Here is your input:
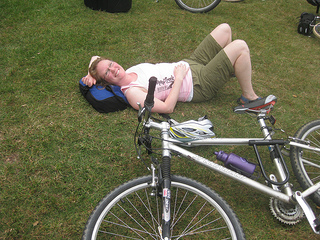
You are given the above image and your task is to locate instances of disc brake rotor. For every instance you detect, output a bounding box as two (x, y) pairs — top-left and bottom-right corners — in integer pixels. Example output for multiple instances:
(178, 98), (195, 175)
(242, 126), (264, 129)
(269, 197), (304, 225)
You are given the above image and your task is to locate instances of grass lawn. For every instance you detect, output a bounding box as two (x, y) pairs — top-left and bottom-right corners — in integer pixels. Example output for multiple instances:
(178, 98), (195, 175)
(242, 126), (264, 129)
(1, 0), (320, 239)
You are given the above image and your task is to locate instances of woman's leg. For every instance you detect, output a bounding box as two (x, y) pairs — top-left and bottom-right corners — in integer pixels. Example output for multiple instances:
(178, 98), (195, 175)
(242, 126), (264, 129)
(187, 23), (232, 66)
(188, 23), (259, 102)
(210, 23), (232, 49)
(223, 39), (259, 101)
(210, 24), (259, 101)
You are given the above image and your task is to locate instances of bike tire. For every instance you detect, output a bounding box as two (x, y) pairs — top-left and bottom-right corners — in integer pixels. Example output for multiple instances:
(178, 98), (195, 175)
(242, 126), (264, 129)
(313, 22), (320, 39)
(290, 119), (320, 206)
(174, 0), (221, 13)
(82, 175), (245, 239)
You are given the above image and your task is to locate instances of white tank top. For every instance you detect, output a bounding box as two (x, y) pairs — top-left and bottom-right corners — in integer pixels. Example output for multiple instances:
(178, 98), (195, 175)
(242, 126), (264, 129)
(121, 61), (193, 102)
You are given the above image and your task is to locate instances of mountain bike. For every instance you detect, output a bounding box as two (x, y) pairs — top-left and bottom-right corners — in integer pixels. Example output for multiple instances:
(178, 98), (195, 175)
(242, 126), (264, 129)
(82, 77), (320, 239)
(305, 0), (320, 38)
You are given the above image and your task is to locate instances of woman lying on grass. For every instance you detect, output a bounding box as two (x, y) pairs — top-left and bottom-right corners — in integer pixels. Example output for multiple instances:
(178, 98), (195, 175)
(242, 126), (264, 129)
(82, 23), (266, 114)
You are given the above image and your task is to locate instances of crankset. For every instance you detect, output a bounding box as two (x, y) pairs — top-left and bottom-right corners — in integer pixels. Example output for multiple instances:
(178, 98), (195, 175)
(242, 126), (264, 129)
(269, 197), (304, 225)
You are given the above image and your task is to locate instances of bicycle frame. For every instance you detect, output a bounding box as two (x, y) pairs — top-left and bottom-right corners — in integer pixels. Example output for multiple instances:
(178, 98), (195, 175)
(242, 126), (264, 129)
(142, 111), (320, 235)
(311, 15), (320, 27)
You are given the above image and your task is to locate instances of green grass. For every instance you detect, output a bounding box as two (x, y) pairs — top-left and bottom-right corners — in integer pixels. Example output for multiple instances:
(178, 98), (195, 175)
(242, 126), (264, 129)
(1, 0), (320, 239)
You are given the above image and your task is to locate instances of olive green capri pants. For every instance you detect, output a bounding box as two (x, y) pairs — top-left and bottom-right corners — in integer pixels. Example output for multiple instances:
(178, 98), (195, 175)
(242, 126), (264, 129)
(183, 34), (234, 103)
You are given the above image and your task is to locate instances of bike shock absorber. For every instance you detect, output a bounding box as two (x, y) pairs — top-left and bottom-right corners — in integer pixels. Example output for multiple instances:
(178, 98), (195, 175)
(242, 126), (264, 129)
(161, 156), (171, 239)
(160, 120), (172, 239)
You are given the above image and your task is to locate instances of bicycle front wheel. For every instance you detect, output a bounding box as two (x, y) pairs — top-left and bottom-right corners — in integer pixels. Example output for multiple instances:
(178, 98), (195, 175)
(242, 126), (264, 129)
(290, 119), (320, 206)
(82, 175), (245, 239)
(313, 22), (320, 39)
(175, 0), (221, 13)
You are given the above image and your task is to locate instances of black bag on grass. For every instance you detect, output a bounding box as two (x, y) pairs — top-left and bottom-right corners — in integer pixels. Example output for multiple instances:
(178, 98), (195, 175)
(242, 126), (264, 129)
(79, 78), (130, 113)
(84, 0), (132, 13)
(298, 12), (316, 35)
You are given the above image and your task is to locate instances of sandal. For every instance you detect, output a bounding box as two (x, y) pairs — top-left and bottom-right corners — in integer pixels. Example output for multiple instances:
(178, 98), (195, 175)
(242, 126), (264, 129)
(237, 95), (262, 105)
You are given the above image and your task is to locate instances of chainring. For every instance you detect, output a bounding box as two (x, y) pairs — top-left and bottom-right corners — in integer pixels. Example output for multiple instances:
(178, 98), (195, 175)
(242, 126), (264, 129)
(269, 197), (304, 225)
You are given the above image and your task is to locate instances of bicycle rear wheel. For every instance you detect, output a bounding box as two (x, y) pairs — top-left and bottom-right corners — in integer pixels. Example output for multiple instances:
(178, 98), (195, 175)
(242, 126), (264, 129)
(290, 119), (320, 206)
(82, 175), (245, 239)
(174, 0), (221, 13)
(313, 22), (320, 39)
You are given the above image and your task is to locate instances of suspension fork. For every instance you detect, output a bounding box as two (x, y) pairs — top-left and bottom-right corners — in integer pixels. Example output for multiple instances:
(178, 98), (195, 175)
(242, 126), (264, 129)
(257, 114), (294, 197)
(160, 122), (172, 240)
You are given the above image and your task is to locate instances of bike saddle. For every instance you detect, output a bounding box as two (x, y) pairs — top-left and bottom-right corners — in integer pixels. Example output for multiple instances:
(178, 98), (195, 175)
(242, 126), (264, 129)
(233, 95), (277, 114)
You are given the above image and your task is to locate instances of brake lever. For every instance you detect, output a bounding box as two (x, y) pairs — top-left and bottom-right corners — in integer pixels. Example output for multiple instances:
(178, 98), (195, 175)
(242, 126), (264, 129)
(137, 102), (145, 123)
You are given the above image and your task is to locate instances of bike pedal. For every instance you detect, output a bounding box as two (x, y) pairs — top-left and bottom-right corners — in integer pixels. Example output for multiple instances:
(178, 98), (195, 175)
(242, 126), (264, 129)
(295, 191), (320, 234)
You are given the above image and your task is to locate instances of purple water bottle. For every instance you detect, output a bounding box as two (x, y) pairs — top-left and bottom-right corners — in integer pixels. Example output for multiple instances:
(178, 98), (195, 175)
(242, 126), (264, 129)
(215, 151), (256, 178)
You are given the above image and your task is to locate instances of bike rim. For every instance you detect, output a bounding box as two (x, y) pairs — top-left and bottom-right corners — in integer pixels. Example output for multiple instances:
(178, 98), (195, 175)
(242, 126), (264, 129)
(175, 0), (220, 13)
(298, 124), (320, 186)
(313, 23), (320, 39)
(91, 177), (239, 239)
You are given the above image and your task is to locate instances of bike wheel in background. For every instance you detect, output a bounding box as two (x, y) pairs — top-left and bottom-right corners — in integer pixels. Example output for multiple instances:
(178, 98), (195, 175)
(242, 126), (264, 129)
(175, 0), (221, 13)
(82, 175), (245, 239)
(290, 119), (320, 206)
(313, 22), (320, 39)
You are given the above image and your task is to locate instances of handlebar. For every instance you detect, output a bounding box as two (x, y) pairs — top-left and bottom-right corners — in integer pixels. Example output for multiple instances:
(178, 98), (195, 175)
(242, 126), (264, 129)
(144, 77), (157, 111)
(138, 77), (157, 122)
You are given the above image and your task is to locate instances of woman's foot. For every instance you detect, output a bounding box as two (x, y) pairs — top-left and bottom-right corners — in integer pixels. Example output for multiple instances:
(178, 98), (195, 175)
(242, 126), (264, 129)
(237, 95), (262, 105)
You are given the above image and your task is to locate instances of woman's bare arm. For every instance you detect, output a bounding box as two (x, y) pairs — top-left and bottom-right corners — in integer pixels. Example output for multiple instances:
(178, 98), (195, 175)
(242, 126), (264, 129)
(82, 56), (100, 87)
(125, 64), (189, 114)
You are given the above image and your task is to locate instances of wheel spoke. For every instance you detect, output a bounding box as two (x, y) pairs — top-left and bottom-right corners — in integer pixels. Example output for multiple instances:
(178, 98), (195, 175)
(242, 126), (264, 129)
(82, 176), (244, 239)
(291, 120), (320, 206)
(174, 0), (221, 13)
(301, 157), (320, 169)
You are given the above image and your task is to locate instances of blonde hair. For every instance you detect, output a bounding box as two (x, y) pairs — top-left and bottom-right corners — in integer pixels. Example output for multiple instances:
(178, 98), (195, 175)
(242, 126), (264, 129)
(88, 57), (110, 87)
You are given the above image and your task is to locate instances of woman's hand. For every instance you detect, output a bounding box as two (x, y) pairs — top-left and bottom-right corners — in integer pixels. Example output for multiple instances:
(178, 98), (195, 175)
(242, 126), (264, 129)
(125, 63), (190, 114)
(82, 56), (100, 87)
(173, 63), (189, 82)
(82, 75), (96, 87)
